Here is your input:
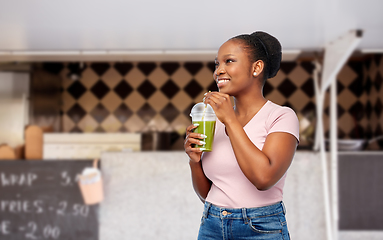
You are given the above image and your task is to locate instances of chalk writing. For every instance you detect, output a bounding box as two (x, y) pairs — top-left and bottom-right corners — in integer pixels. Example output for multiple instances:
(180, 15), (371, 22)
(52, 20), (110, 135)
(0, 160), (98, 240)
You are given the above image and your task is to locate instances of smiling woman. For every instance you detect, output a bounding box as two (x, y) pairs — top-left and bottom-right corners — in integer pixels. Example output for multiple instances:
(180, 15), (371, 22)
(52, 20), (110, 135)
(184, 31), (299, 240)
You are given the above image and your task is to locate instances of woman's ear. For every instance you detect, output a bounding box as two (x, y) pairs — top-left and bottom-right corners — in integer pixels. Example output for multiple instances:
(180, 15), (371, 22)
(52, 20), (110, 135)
(252, 60), (264, 77)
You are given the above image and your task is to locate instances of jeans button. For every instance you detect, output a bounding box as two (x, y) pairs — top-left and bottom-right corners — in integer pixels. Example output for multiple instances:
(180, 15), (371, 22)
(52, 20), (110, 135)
(222, 211), (228, 216)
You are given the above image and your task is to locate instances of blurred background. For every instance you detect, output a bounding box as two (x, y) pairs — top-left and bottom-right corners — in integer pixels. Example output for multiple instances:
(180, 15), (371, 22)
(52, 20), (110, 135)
(0, 0), (382, 240)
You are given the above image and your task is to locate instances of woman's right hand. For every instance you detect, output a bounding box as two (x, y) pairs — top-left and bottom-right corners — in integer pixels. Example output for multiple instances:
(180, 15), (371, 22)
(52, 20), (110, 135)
(184, 124), (205, 163)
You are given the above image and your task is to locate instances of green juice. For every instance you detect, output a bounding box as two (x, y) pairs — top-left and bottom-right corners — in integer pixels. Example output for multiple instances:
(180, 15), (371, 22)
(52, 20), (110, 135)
(192, 120), (216, 152)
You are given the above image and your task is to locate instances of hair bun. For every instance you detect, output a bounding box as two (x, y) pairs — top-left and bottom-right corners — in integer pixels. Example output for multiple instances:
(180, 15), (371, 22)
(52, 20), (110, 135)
(250, 31), (282, 78)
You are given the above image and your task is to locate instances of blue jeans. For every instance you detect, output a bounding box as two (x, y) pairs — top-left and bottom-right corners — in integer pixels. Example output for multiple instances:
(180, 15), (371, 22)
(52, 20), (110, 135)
(198, 201), (290, 240)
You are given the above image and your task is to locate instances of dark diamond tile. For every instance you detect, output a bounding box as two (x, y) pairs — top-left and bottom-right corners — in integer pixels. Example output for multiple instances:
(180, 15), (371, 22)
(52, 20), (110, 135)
(43, 62), (64, 75)
(67, 81), (87, 100)
(364, 57), (372, 70)
(375, 72), (382, 91)
(137, 80), (156, 99)
(114, 80), (133, 99)
(170, 131), (181, 146)
(207, 62), (216, 73)
(114, 103), (133, 123)
(91, 62), (110, 76)
(301, 78), (315, 97)
(365, 125), (373, 139)
(348, 61), (363, 77)
(349, 124), (364, 139)
(119, 125), (128, 132)
(336, 80), (345, 95)
(324, 103), (345, 119)
(348, 79), (364, 97)
(70, 126), (82, 133)
(137, 62), (157, 76)
(280, 62), (297, 75)
(91, 80), (110, 99)
(374, 99), (382, 117)
(137, 103), (156, 123)
(375, 126), (383, 148)
(375, 124), (383, 137)
(67, 103), (86, 123)
(67, 62), (86, 80)
(184, 62), (203, 75)
(160, 102), (180, 123)
(349, 101), (364, 121)
(160, 62), (180, 76)
(301, 101), (316, 116)
(366, 101), (373, 119)
(263, 81), (274, 97)
(365, 76), (372, 94)
(90, 103), (110, 123)
(184, 102), (195, 118)
(94, 126), (105, 133)
(373, 54), (382, 67)
(277, 78), (297, 98)
(161, 80), (180, 99)
(184, 79), (203, 98)
(300, 62), (315, 74)
(207, 81), (218, 92)
(114, 62), (134, 76)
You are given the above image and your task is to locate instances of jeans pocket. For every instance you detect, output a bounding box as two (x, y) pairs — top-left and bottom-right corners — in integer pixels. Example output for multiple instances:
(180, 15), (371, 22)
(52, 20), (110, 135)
(247, 216), (282, 234)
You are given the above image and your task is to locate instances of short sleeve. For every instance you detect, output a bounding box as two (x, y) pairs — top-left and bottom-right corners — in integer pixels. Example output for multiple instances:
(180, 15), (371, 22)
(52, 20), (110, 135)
(267, 107), (300, 143)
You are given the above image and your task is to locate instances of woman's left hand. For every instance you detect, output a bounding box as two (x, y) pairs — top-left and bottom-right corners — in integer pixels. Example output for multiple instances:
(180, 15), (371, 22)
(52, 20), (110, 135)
(203, 92), (236, 125)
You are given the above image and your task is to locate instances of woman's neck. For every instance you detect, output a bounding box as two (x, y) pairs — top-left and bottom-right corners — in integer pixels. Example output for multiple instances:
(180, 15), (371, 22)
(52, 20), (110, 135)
(233, 93), (267, 117)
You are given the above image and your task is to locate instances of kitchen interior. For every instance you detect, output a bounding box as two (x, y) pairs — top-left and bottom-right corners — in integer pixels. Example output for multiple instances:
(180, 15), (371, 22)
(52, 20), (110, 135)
(0, 1), (383, 240)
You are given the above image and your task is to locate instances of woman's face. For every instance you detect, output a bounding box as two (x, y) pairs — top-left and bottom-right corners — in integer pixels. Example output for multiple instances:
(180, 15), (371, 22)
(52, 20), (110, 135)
(213, 40), (254, 96)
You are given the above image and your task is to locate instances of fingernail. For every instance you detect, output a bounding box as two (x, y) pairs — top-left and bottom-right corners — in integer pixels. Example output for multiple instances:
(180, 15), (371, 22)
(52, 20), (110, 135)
(204, 92), (208, 96)
(199, 141), (206, 145)
(193, 123), (199, 127)
(200, 134), (207, 138)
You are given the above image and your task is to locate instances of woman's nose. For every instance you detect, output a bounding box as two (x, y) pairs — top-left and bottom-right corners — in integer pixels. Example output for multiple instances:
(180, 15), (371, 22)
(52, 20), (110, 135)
(214, 65), (225, 78)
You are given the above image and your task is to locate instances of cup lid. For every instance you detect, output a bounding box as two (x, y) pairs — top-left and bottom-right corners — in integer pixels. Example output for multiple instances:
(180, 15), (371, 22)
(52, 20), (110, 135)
(190, 102), (215, 116)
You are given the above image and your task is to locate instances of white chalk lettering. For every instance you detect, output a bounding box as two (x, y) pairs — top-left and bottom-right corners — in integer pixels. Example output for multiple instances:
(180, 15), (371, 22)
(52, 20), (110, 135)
(0, 220), (11, 235)
(25, 222), (38, 239)
(0, 200), (44, 214)
(0, 173), (38, 187)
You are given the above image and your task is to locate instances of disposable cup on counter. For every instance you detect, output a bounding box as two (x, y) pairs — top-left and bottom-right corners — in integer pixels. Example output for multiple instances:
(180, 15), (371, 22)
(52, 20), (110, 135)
(78, 159), (104, 205)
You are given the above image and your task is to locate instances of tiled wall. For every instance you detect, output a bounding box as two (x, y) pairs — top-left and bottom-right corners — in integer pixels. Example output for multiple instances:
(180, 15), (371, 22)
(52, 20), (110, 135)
(38, 54), (383, 150)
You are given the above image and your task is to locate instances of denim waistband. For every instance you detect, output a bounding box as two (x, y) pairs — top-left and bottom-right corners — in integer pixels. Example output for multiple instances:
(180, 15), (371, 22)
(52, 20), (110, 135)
(202, 201), (286, 221)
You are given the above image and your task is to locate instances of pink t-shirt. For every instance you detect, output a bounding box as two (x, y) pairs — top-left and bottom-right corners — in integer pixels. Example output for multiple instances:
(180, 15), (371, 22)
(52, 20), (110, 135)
(202, 100), (299, 208)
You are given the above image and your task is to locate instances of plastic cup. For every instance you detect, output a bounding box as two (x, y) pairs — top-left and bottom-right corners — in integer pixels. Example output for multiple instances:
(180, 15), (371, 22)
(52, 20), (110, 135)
(190, 102), (216, 152)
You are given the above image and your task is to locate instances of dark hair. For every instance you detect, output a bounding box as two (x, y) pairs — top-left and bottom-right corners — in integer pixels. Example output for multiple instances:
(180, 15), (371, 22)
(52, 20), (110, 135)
(230, 31), (282, 82)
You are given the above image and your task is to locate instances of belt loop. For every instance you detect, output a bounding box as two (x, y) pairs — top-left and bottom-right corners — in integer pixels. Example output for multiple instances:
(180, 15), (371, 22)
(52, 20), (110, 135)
(203, 202), (211, 218)
(242, 208), (248, 224)
(281, 201), (286, 215)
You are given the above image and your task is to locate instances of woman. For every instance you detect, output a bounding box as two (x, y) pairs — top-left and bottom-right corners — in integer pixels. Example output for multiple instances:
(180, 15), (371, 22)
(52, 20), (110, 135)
(184, 31), (299, 239)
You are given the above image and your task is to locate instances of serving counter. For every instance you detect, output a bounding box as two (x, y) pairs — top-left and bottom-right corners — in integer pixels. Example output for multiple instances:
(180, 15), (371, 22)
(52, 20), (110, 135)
(99, 151), (383, 240)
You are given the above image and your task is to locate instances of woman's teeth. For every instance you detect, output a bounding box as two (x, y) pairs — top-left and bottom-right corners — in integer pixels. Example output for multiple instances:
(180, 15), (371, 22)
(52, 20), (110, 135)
(217, 79), (229, 84)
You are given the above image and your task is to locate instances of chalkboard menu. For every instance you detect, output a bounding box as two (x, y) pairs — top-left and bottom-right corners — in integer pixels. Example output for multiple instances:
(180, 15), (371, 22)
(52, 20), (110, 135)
(0, 160), (99, 240)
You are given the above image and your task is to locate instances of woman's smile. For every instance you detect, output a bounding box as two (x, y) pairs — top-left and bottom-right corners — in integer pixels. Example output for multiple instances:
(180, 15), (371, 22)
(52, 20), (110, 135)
(216, 78), (230, 88)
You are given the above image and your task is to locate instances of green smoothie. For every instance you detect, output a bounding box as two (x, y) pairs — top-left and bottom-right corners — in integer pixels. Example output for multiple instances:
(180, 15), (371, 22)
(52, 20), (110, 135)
(192, 120), (216, 151)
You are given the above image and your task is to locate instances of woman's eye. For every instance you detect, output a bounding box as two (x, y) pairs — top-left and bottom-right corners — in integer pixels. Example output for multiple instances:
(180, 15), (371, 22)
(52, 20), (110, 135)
(226, 59), (234, 63)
